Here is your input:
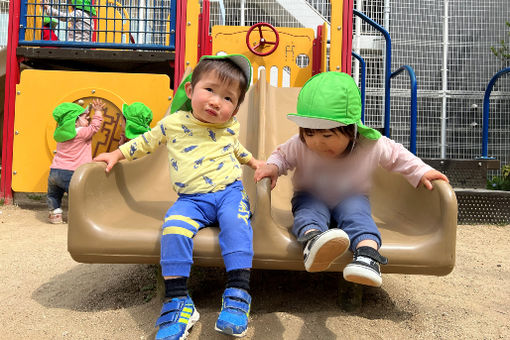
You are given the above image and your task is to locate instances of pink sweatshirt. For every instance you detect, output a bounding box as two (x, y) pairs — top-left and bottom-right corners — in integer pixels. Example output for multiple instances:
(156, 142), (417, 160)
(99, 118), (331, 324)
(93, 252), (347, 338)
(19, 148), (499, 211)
(50, 112), (103, 171)
(267, 134), (433, 206)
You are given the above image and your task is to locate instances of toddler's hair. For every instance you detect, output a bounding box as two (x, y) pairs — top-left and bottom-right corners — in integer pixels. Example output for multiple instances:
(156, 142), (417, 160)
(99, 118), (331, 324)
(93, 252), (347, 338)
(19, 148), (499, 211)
(191, 59), (248, 106)
(299, 125), (360, 157)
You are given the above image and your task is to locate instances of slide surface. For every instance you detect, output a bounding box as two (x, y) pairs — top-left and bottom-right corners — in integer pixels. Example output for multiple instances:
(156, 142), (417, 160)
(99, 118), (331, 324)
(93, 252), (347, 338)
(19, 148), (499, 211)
(69, 74), (457, 275)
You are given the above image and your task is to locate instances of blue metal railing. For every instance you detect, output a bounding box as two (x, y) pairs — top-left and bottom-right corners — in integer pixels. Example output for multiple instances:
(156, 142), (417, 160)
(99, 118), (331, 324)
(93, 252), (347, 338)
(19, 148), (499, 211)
(18, 0), (177, 50)
(353, 9), (419, 154)
(353, 9), (391, 138)
(481, 67), (510, 159)
(352, 51), (366, 122)
(390, 65), (418, 155)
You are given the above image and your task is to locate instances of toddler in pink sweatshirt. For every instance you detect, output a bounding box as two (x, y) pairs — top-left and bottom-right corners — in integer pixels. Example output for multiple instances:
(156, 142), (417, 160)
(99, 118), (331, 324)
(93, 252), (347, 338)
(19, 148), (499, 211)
(254, 72), (448, 287)
(47, 99), (104, 223)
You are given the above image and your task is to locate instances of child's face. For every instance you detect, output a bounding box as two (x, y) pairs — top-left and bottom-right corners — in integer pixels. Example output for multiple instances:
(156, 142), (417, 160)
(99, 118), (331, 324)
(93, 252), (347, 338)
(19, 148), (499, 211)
(303, 129), (351, 159)
(185, 72), (240, 124)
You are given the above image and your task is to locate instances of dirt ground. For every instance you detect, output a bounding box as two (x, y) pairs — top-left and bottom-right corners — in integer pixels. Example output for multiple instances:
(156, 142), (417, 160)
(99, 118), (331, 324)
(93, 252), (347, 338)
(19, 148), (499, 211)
(1, 199), (509, 340)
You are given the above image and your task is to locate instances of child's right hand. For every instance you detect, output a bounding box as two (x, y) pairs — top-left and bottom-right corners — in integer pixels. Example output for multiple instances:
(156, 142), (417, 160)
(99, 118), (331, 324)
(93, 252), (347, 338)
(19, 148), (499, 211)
(93, 149), (125, 173)
(91, 99), (106, 113)
(254, 163), (279, 189)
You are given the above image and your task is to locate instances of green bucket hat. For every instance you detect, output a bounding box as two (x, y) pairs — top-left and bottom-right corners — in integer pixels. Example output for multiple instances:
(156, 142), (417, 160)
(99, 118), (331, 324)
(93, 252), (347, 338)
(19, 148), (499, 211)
(122, 102), (153, 139)
(72, 0), (97, 16)
(53, 102), (89, 142)
(43, 16), (59, 29)
(287, 72), (381, 140)
(170, 54), (252, 114)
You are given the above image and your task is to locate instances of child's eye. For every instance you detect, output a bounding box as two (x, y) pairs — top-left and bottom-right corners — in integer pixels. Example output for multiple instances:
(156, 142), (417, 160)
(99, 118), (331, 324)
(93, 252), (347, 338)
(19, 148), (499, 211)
(205, 88), (213, 92)
(322, 134), (332, 138)
(305, 132), (314, 137)
(225, 96), (232, 102)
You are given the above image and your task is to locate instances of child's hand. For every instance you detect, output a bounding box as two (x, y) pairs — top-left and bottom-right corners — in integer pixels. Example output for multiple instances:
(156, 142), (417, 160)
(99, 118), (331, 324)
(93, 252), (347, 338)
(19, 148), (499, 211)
(254, 163), (279, 189)
(246, 158), (265, 171)
(420, 169), (449, 190)
(93, 149), (125, 173)
(91, 99), (106, 112)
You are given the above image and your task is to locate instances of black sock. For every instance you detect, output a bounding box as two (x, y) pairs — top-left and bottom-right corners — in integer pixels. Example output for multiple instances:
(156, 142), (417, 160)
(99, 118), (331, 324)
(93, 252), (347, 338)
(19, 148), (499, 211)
(226, 269), (251, 292)
(164, 277), (188, 300)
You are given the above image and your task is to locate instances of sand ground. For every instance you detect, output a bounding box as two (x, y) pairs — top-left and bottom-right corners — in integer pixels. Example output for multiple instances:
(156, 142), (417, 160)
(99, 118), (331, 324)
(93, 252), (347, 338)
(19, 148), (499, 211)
(0, 199), (509, 340)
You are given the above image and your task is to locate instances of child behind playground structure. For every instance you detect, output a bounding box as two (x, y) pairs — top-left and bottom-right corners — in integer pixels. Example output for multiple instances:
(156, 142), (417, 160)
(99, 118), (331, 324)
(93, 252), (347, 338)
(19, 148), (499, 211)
(254, 72), (449, 288)
(94, 54), (264, 339)
(43, 0), (96, 42)
(118, 102), (153, 146)
(42, 16), (59, 41)
(48, 99), (105, 224)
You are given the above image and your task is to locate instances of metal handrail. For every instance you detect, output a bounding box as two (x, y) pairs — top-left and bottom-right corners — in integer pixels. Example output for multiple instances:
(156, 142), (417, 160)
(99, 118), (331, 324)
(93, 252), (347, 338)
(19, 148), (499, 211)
(391, 65), (418, 155)
(353, 9), (419, 154)
(353, 9), (391, 137)
(481, 67), (510, 158)
(352, 51), (366, 122)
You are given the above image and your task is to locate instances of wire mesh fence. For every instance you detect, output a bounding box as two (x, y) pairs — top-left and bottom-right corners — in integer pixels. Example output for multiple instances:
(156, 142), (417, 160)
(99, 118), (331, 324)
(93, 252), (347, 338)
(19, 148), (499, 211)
(352, 0), (510, 176)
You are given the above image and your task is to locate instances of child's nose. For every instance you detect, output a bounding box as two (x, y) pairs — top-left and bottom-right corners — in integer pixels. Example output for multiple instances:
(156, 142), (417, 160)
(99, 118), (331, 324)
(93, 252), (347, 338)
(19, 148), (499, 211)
(209, 95), (221, 107)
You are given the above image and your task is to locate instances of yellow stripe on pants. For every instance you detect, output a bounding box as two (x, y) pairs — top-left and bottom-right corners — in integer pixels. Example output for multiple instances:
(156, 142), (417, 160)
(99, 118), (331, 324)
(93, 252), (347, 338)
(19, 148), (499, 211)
(162, 226), (194, 238)
(164, 215), (200, 230)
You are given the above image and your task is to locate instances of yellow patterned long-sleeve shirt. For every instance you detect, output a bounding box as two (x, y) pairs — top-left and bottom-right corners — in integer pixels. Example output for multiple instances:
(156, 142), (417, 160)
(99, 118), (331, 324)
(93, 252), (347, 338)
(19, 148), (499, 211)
(119, 110), (253, 194)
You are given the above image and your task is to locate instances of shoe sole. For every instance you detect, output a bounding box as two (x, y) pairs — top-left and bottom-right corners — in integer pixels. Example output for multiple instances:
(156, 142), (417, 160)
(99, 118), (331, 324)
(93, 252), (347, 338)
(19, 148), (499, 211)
(177, 309), (200, 340)
(305, 230), (350, 272)
(214, 324), (247, 338)
(343, 264), (382, 287)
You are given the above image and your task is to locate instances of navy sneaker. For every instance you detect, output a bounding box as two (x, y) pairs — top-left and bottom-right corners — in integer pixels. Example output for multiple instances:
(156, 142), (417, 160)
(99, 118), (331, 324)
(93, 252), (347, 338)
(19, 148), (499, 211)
(302, 229), (350, 272)
(215, 287), (251, 337)
(155, 295), (200, 340)
(343, 246), (388, 287)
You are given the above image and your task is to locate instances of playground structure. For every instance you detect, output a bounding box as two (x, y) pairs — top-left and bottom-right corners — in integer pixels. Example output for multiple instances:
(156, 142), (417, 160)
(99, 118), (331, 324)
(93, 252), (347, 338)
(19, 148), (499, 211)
(1, 1), (458, 277)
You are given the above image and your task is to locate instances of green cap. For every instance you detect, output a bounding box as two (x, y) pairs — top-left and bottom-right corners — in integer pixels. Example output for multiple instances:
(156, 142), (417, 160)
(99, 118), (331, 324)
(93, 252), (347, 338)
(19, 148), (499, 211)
(170, 54), (252, 114)
(43, 16), (59, 28)
(53, 102), (89, 142)
(72, 0), (97, 16)
(122, 102), (153, 139)
(287, 72), (381, 140)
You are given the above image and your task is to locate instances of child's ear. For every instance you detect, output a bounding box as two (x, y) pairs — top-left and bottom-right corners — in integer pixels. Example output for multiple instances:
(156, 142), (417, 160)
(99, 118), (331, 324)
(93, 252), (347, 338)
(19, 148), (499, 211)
(184, 82), (193, 100)
(231, 106), (240, 117)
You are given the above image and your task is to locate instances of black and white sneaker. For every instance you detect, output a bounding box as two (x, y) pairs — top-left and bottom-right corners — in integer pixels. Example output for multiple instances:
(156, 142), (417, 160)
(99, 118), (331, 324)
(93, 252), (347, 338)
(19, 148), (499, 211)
(300, 229), (350, 272)
(343, 246), (388, 287)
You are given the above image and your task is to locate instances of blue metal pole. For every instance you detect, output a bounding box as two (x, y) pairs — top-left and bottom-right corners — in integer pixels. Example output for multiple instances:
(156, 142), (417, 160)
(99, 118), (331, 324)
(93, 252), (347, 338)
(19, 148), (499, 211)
(391, 65), (418, 155)
(482, 67), (510, 158)
(353, 9), (391, 137)
(352, 52), (366, 122)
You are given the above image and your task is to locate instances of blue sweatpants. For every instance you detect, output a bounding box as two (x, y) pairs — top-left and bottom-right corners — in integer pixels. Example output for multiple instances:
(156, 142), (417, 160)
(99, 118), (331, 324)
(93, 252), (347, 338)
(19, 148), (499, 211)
(160, 181), (253, 277)
(291, 192), (381, 251)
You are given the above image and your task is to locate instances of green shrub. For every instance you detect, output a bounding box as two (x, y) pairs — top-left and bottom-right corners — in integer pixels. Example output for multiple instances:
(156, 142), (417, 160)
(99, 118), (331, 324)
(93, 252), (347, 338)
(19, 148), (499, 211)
(487, 164), (510, 190)
(491, 21), (510, 61)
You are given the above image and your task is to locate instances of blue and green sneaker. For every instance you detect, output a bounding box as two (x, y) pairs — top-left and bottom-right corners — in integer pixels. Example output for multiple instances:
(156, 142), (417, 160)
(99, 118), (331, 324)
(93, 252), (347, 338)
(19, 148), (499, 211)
(214, 287), (251, 337)
(155, 295), (199, 340)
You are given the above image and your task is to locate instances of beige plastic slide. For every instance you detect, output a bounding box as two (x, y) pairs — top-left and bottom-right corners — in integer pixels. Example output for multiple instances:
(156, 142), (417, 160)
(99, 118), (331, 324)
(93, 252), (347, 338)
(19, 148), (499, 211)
(68, 74), (458, 275)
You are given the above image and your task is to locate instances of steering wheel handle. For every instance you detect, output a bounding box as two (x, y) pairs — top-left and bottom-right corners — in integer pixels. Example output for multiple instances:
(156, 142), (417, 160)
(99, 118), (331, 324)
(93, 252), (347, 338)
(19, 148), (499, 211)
(246, 22), (280, 56)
